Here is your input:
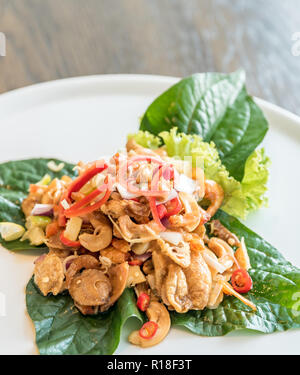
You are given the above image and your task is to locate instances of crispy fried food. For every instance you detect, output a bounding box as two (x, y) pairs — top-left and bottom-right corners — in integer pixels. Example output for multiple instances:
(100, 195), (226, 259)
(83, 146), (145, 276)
(126, 265), (146, 287)
(100, 246), (129, 264)
(117, 215), (159, 242)
(34, 254), (64, 296)
(165, 264), (192, 313)
(111, 238), (131, 253)
(183, 251), (212, 310)
(151, 250), (170, 296)
(157, 238), (191, 268)
(101, 199), (128, 218)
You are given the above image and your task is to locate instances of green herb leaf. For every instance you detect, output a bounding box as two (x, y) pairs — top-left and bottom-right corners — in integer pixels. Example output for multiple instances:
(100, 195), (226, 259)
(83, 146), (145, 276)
(26, 278), (143, 355)
(140, 71), (268, 181)
(171, 210), (300, 336)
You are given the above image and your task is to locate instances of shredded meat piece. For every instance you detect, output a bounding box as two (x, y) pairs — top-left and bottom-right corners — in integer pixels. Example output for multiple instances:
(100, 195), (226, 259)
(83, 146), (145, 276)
(34, 254), (64, 296)
(112, 238), (131, 253)
(102, 197), (150, 223)
(113, 225), (123, 239)
(101, 199), (128, 218)
(210, 220), (240, 247)
(69, 269), (112, 306)
(124, 200), (150, 223)
(100, 246), (129, 264)
(118, 215), (158, 241)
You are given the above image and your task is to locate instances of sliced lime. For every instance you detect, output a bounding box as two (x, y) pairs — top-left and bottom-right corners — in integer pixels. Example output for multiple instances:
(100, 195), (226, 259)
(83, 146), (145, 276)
(0, 222), (25, 242)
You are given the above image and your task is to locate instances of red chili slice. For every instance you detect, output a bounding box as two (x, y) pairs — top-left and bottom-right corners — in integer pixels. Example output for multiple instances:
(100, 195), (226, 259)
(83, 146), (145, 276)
(148, 197), (166, 232)
(65, 161), (108, 200)
(231, 269), (253, 294)
(139, 321), (158, 340)
(136, 293), (150, 312)
(64, 176), (112, 217)
(60, 231), (81, 248)
(64, 179), (113, 218)
(164, 196), (182, 217)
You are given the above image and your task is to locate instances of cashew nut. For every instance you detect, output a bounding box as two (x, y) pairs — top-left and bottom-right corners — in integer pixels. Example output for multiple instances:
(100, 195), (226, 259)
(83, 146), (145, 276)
(79, 213), (112, 252)
(100, 262), (129, 312)
(128, 302), (171, 348)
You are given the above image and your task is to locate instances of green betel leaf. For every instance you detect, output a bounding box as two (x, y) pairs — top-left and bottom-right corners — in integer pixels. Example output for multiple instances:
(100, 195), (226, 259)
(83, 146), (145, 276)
(0, 158), (76, 250)
(26, 278), (143, 355)
(140, 71), (268, 181)
(171, 210), (300, 336)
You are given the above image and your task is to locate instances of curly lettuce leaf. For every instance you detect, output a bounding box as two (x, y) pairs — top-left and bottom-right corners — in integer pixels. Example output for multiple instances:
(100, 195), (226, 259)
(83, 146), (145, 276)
(127, 130), (161, 149)
(129, 129), (270, 219)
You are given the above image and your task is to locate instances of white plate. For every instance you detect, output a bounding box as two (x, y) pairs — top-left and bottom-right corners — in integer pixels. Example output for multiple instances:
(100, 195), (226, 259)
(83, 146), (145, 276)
(0, 75), (299, 355)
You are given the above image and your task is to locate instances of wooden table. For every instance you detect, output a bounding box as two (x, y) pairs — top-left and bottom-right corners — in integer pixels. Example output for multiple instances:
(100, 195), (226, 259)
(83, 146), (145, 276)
(0, 0), (299, 115)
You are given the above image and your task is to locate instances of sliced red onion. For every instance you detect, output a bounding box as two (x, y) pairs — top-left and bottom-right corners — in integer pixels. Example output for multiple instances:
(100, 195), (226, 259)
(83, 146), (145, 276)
(161, 217), (171, 228)
(31, 204), (53, 217)
(160, 231), (183, 246)
(175, 174), (197, 195)
(116, 183), (140, 200)
(63, 255), (79, 273)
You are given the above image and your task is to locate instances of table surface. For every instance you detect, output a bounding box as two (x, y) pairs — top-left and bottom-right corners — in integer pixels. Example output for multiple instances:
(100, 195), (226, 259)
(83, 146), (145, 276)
(0, 0), (299, 115)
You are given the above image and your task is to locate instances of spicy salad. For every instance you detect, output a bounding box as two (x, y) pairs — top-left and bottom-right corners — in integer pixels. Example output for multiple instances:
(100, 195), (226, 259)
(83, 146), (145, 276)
(19, 138), (254, 348)
(1, 71), (299, 355)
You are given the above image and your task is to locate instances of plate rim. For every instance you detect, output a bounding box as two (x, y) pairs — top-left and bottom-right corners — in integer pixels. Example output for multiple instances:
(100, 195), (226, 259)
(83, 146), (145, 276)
(0, 73), (299, 127)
